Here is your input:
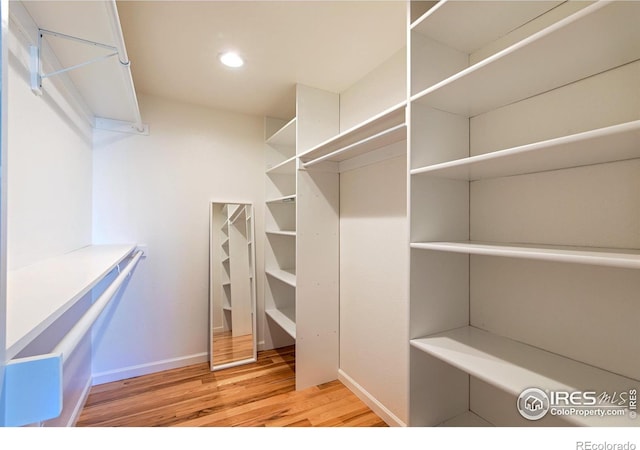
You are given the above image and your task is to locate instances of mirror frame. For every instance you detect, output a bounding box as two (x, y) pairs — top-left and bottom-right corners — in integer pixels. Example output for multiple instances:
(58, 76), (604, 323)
(209, 201), (257, 371)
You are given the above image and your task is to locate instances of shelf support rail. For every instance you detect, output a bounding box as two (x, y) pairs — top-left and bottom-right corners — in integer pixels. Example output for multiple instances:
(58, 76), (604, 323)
(1, 250), (143, 427)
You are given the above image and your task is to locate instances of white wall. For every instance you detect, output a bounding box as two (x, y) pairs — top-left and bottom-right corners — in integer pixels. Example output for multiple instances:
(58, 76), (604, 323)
(7, 17), (93, 271)
(91, 94), (265, 383)
(339, 154), (408, 425)
(4, 15), (94, 426)
(339, 47), (406, 132)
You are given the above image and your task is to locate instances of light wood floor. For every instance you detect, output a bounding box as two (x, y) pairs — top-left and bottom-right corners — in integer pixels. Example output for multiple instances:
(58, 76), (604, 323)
(77, 346), (387, 427)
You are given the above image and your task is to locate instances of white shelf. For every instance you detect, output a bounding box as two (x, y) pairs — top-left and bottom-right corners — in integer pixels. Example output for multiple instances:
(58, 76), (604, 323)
(411, 2), (640, 117)
(265, 307), (296, 339)
(411, 120), (640, 180)
(266, 194), (296, 204)
(299, 102), (406, 166)
(437, 411), (492, 427)
(410, 241), (640, 270)
(222, 257), (229, 264)
(265, 267), (296, 287)
(6, 244), (136, 359)
(411, 0), (562, 54)
(266, 230), (296, 237)
(266, 117), (296, 152)
(266, 156), (297, 175)
(229, 205), (246, 225)
(411, 326), (637, 426)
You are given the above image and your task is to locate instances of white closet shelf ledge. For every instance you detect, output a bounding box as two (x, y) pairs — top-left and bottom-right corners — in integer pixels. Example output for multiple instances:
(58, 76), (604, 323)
(265, 308), (296, 339)
(299, 102), (406, 166)
(410, 241), (640, 269)
(266, 156), (297, 175)
(6, 244), (137, 360)
(265, 268), (296, 287)
(266, 230), (296, 237)
(411, 326), (638, 427)
(266, 117), (296, 151)
(411, 2), (640, 117)
(411, 0), (563, 54)
(266, 194), (296, 204)
(410, 120), (640, 180)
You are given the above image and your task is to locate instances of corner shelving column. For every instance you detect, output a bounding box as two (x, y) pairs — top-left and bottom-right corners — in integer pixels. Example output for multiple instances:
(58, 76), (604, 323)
(264, 117), (297, 346)
(408, 0), (640, 427)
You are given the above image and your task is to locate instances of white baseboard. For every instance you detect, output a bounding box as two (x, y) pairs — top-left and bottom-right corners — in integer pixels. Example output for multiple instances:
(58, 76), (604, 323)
(92, 352), (209, 385)
(338, 369), (406, 427)
(67, 376), (93, 427)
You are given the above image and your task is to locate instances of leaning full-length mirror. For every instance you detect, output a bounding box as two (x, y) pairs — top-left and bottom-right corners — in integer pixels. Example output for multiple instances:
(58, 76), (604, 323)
(209, 202), (257, 370)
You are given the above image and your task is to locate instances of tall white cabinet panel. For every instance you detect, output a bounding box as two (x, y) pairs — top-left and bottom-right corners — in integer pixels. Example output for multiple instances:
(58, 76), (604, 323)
(408, 0), (640, 427)
(264, 84), (340, 391)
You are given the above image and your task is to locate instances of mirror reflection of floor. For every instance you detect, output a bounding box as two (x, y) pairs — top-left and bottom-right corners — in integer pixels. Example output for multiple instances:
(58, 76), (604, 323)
(212, 331), (254, 365)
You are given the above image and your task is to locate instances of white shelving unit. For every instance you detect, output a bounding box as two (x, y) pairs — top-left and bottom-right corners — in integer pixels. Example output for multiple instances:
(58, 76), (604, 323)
(408, 0), (640, 427)
(6, 244), (137, 360)
(211, 203), (254, 340)
(264, 114), (298, 353)
(411, 326), (637, 427)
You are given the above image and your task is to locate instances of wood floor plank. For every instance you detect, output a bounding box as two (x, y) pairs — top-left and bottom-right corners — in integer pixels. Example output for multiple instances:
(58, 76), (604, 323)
(77, 346), (386, 427)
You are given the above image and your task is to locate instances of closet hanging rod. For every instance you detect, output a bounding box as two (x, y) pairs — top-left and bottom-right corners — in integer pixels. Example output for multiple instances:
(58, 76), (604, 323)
(2, 249), (143, 427)
(53, 249), (143, 364)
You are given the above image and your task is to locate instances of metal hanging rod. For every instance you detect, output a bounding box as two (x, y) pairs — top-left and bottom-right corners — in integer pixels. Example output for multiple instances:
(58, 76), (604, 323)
(2, 250), (143, 427)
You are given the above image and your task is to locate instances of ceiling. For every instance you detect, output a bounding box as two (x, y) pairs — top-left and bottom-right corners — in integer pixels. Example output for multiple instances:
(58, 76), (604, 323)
(115, 1), (407, 120)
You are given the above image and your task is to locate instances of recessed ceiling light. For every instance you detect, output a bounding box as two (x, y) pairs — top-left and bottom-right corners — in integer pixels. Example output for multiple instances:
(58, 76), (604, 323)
(219, 51), (244, 68)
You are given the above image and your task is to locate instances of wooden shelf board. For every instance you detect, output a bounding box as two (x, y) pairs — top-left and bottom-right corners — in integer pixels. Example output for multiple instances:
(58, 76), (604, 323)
(411, 0), (563, 54)
(299, 102), (406, 165)
(6, 244), (136, 359)
(437, 411), (493, 427)
(265, 268), (296, 287)
(410, 241), (640, 270)
(265, 307), (296, 339)
(411, 2), (640, 117)
(266, 156), (297, 175)
(266, 117), (296, 151)
(411, 120), (640, 180)
(266, 194), (296, 204)
(411, 326), (637, 427)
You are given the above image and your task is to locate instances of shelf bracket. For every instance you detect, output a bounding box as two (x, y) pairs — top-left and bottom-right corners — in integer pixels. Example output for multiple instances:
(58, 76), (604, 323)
(30, 28), (120, 95)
